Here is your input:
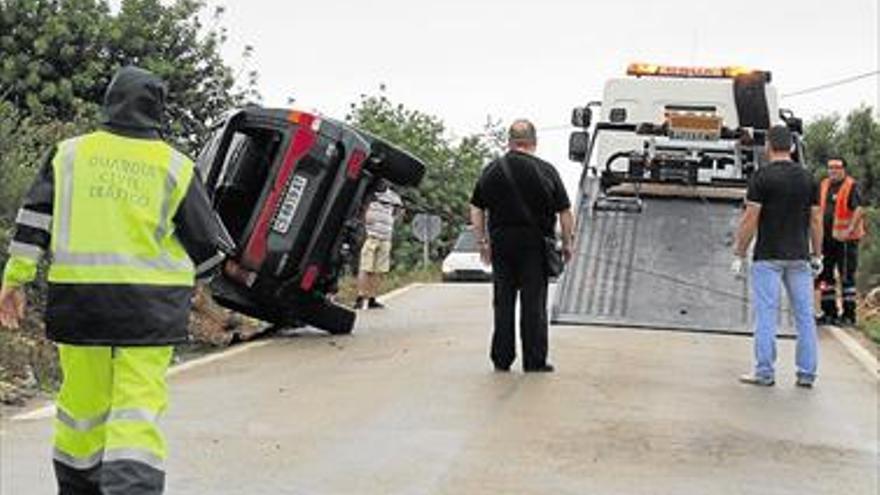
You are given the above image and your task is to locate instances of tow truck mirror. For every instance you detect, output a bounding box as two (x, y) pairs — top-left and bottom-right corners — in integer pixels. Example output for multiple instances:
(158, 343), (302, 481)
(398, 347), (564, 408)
(571, 107), (592, 128)
(569, 131), (590, 163)
(779, 109), (803, 135)
(785, 117), (803, 135)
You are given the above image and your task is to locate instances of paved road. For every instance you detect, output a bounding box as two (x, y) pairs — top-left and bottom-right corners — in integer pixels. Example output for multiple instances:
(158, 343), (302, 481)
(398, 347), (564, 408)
(2, 284), (877, 494)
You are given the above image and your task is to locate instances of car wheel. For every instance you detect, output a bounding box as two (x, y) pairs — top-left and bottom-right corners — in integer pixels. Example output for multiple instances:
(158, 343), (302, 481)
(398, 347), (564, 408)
(365, 140), (426, 187)
(298, 299), (356, 335)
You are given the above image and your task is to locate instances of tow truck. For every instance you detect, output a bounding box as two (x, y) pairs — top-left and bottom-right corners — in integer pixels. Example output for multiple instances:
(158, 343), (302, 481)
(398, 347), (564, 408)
(554, 63), (804, 335)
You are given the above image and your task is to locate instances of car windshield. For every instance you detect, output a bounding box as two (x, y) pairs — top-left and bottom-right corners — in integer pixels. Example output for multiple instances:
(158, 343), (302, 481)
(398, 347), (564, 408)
(453, 230), (479, 252)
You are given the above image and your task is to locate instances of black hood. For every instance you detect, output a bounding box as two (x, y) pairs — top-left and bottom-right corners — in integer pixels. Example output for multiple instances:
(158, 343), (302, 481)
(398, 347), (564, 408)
(100, 66), (167, 138)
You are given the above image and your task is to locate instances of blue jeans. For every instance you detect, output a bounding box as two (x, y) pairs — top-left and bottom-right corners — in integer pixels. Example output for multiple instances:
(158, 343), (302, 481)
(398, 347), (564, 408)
(751, 260), (818, 380)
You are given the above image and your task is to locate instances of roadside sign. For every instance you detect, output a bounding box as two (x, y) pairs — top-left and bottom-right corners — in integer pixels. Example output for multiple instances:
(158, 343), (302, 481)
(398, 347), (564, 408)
(412, 214), (443, 243)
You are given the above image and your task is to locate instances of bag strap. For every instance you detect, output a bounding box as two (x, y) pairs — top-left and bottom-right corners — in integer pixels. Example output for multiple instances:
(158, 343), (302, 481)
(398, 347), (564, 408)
(498, 156), (541, 230)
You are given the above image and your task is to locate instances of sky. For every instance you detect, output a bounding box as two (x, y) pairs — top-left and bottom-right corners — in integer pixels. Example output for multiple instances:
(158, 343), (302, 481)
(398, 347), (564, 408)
(115, 0), (879, 196)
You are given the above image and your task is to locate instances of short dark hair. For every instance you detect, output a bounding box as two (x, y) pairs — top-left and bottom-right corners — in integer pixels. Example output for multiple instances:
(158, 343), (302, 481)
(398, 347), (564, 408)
(508, 119), (537, 146)
(827, 157), (846, 168)
(766, 124), (793, 153)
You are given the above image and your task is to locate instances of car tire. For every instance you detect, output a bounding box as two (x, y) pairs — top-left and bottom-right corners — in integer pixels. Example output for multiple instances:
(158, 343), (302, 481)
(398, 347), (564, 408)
(298, 299), (356, 335)
(364, 139), (426, 187)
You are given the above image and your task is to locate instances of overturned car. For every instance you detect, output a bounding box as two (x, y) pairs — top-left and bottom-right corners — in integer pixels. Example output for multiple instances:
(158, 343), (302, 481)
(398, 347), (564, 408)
(196, 107), (425, 334)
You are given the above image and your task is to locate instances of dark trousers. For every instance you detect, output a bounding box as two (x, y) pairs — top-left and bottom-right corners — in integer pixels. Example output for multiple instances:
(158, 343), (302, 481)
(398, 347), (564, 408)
(490, 228), (549, 369)
(819, 237), (859, 319)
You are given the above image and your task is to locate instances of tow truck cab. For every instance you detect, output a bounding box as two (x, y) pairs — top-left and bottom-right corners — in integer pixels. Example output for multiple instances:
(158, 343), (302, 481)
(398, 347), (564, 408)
(196, 107), (425, 334)
(569, 63), (804, 210)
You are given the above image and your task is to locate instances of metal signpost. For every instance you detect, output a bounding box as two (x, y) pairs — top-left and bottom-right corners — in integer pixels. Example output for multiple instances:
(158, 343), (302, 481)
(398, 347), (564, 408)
(412, 213), (443, 268)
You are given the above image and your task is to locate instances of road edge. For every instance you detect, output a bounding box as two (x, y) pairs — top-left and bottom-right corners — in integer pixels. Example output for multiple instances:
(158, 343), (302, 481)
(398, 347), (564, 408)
(826, 325), (878, 380)
(9, 283), (424, 423)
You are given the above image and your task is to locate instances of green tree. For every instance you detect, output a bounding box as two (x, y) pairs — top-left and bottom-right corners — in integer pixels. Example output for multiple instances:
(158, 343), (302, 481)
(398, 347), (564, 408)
(347, 90), (501, 268)
(0, 0), (258, 152)
(803, 106), (879, 205)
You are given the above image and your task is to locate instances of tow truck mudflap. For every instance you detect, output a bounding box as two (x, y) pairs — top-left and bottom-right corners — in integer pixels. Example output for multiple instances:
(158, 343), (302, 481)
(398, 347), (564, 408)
(553, 187), (795, 336)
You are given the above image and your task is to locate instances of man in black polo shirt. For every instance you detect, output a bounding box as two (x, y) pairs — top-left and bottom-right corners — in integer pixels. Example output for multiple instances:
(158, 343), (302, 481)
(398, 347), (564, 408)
(469, 119), (574, 373)
(733, 125), (823, 388)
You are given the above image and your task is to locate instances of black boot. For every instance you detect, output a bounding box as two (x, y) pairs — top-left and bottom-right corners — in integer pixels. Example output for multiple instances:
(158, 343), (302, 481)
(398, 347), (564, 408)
(841, 302), (857, 327)
(819, 300), (839, 325)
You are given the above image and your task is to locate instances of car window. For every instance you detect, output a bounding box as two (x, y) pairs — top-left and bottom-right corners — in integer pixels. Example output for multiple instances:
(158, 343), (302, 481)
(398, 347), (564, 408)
(453, 230), (479, 252)
(196, 125), (226, 178)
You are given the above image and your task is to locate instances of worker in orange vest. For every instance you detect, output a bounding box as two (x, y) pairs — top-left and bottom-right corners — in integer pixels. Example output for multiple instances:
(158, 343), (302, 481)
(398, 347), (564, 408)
(816, 158), (866, 326)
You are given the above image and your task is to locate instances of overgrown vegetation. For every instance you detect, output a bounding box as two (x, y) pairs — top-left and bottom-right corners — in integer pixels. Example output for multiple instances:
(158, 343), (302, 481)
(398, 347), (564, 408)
(346, 89), (502, 270)
(0, 0), (259, 152)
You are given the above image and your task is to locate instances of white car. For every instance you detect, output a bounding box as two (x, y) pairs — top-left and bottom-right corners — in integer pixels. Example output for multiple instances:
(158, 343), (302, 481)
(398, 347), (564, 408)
(442, 229), (492, 282)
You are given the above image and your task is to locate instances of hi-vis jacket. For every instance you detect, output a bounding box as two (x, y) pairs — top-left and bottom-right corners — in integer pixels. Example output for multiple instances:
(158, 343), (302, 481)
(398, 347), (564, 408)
(2, 130), (228, 345)
(820, 176), (866, 242)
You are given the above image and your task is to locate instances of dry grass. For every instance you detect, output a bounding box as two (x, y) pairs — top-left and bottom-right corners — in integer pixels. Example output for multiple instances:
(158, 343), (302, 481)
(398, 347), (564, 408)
(333, 267), (442, 307)
(858, 288), (880, 344)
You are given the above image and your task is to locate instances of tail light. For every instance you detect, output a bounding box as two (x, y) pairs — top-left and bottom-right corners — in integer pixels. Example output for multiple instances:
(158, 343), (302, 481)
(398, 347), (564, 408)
(346, 149), (367, 180)
(300, 264), (321, 291)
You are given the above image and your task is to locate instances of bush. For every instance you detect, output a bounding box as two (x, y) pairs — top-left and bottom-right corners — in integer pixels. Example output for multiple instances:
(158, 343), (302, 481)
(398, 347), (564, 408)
(858, 207), (880, 291)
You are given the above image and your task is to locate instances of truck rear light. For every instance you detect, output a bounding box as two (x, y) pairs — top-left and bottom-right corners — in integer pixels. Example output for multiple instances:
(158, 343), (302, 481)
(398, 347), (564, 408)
(346, 149), (367, 180)
(627, 62), (770, 81)
(300, 264), (321, 291)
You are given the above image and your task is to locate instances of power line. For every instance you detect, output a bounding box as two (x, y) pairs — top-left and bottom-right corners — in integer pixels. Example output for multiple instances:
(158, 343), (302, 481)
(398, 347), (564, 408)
(780, 70), (879, 99)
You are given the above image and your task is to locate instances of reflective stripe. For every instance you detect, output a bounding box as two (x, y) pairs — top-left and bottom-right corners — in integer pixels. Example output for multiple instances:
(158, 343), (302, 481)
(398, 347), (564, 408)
(108, 408), (160, 424)
(8, 240), (43, 260)
(103, 448), (165, 471)
(195, 251), (225, 276)
(56, 139), (79, 252)
(54, 447), (103, 470)
(155, 150), (187, 244)
(56, 408), (109, 431)
(15, 209), (52, 231)
(54, 251), (192, 272)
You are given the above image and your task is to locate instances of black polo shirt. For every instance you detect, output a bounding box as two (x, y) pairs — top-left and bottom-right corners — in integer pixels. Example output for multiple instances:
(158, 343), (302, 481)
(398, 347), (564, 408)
(470, 150), (570, 237)
(746, 160), (819, 261)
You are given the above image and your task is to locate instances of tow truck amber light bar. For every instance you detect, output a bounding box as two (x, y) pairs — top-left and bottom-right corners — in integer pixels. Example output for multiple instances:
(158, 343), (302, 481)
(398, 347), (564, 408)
(627, 63), (770, 81)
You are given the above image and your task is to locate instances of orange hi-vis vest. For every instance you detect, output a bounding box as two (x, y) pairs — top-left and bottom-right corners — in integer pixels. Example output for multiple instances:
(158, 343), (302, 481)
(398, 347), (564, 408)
(820, 176), (865, 241)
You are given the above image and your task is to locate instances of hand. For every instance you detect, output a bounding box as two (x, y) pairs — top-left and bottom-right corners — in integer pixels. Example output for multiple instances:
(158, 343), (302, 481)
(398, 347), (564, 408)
(810, 255), (824, 278)
(562, 241), (574, 264)
(0, 285), (26, 330)
(479, 241), (492, 265)
(730, 256), (746, 278)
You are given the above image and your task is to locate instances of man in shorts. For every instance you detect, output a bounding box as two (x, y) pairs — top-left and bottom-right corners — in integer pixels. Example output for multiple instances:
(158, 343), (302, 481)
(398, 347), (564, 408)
(355, 182), (402, 309)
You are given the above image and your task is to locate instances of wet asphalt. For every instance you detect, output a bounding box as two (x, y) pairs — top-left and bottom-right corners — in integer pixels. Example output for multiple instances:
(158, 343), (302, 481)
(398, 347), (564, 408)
(1, 284), (877, 494)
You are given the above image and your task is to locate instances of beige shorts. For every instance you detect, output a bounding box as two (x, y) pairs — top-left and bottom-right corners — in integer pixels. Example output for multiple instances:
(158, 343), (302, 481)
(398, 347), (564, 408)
(360, 237), (392, 273)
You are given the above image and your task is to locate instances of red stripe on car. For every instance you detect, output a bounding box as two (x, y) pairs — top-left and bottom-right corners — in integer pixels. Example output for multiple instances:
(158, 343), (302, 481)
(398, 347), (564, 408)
(242, 118), (317, 269)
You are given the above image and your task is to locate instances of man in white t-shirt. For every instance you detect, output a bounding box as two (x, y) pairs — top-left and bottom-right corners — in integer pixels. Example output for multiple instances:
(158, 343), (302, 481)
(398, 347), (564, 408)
(355, 182), (403, 309)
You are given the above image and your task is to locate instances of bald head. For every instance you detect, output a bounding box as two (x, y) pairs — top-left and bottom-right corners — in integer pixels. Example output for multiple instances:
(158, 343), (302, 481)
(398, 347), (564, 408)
(508, 119), (537, 152)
